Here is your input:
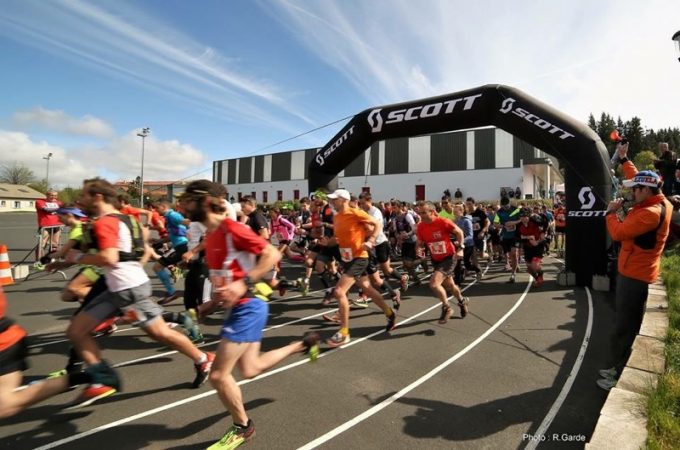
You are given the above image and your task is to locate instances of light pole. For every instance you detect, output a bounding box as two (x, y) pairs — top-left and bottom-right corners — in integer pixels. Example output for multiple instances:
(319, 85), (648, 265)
(136, 127), (150, 208)
(673, 31), (680, 62)
(42, 152), (53, 189)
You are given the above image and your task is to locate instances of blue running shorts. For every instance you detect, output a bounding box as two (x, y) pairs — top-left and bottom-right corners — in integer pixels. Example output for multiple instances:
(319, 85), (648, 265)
(220, 298), (268, 343)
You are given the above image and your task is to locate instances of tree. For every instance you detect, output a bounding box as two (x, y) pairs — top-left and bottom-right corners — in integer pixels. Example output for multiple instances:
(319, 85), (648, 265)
(0, 161), (36, 185)
(58, 187), (82, 204)
(29, 179), (48, 194)
(633, 150), (656, 171)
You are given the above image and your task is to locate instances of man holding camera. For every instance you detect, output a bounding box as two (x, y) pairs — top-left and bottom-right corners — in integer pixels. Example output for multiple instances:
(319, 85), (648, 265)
(597, 142), (672, 390)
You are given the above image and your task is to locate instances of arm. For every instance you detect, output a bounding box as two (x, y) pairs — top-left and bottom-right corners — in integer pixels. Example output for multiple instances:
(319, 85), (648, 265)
(606, 208), (661, 242)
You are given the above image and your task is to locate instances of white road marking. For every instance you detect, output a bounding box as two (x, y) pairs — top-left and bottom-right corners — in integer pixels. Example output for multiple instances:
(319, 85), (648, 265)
(524, 286), (593, 450)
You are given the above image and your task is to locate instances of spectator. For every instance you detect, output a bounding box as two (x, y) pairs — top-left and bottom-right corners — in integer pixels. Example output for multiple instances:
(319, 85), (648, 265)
(653, 142), (678, 196)
(515, 186), (522, 199)
(35, 189), (63, 260)
(597, 142), (672, 391)
(454, 188), (463, 200)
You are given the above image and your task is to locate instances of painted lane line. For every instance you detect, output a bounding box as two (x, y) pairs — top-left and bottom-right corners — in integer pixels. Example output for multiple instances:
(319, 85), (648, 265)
(297, 278), (533, 450)
(524, 286), (593, 450)
(34, 270), (486, 449)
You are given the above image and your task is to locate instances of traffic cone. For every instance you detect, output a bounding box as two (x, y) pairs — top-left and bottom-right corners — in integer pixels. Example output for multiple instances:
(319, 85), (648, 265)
(0, 244), (14, 286)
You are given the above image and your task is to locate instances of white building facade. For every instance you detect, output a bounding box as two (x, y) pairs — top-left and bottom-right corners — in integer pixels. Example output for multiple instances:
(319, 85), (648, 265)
(0, 184), (44, 213)
(213, 127), (563, 203)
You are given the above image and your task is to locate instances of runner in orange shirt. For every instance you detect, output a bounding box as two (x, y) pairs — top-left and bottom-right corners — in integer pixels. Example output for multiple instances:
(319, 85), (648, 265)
(323, 189), (397, 347)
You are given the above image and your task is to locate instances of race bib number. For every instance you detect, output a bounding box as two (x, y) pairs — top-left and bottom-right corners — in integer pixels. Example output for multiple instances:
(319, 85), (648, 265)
(45, 201), (60, 213)
(270, 234), (279, 246)
(339, 247), (353, 262)
(557, 214), (565, 222)
(504, 223), (516, 232)
(427, 241), (448, 256)
(473, 222), (481, 231)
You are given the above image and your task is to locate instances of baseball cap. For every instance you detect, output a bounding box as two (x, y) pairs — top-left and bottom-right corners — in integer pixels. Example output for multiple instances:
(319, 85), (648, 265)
(56, 207), (87, 218)
(622, 170), (662, 188)
(327, 189), (351, 201)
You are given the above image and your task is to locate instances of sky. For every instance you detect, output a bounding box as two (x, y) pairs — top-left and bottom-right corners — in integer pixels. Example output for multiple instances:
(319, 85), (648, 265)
(1, 0), (679, 188)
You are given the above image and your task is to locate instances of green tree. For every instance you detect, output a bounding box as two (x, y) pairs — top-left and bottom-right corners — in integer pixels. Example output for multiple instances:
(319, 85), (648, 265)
(633, 150), (656, 171)
(0, 161), (36, 185)
(58, 187), (83, 204)
(28, 179), (48, 194)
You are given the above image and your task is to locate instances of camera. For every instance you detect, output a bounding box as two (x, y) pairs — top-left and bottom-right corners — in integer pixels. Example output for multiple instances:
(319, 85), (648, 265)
(609, 130), (628, 146)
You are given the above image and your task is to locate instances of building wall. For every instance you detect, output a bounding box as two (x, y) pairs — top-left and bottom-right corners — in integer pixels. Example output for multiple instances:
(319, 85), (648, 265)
(0, 198), (37, 213)
(214, 127), (562, 203)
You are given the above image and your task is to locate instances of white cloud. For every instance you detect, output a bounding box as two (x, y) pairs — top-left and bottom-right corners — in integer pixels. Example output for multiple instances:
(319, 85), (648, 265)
(268, 0), (680, 129)
(0, 129), (208, 188)
(12, 107), (115, 138)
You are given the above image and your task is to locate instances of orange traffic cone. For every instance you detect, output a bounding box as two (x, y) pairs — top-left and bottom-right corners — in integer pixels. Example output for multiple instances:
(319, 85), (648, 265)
(0, 244), (14, 286)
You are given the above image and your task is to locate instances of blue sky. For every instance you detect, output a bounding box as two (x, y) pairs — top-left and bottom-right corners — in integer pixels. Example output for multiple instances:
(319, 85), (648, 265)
(1, 0), (679, 188)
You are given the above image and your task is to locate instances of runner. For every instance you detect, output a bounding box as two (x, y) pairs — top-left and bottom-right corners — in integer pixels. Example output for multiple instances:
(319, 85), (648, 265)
(64, 178), (214, 408)
(495, 197), (521, 283)
(553, 200), (567, 257)
(323, 189), (398, 347)
(178, 180), (320, 449)
(517, 207), (548, 287)
(453, 203), (482, 282)
(153, 199), (188, 305)
(415, 201), (470, 323)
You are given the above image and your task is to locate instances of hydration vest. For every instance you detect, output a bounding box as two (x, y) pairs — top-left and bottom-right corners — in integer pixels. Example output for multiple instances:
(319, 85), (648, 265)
(88, 214), (146, 262)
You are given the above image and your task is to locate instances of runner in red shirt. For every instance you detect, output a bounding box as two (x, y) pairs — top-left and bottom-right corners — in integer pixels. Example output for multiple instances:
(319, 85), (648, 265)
(416, 201), (470, 324)
(118, 193), (153, 225)
(179, 180), (320, 448)
(517, 208), (548, 287)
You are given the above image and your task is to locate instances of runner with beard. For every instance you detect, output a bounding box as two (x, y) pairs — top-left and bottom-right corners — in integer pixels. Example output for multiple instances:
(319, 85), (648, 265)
(415, 201), (470, 323)
(179, 180), (320, 449)
(517, 207), (548, 287)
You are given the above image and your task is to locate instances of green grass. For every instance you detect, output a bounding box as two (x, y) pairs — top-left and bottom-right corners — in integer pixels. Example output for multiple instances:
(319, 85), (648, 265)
(647, 252), (680, 449)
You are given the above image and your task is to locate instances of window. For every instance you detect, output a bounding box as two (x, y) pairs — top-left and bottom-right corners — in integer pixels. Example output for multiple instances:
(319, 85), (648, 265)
(262, 191), (268, 203)
(277, 191), (283, 201)
(18, 188), (29, 193)
(293, 189), (300, 200)
(251, 191), (256, 199)
(362, 187), (371, 193)
(237, 192), (242, 201)
(14, 201), (21, 209)
(29, 201), (34, 206)
(0, 200), (5, 207)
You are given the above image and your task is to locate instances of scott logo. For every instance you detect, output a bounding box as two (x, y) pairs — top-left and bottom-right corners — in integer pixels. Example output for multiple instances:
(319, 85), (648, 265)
(367, 93), (482, 134)
(578, 187), (596, 210)
(499, 97), (575, 140)
(315, 125), (356, 166)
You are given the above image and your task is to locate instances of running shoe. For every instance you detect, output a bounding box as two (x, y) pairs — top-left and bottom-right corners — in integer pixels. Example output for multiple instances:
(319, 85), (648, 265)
(46, 369), (68, 379)
(326, 331), (350, 347)
(321, 288), (334, 306)
(506, 274), (516, 284)
(351, 296), (369, 309)
(192, 352), (215, 388)
(400, 274), (409, 292)
(598, 367), (618, 379)
(208, 421), (256, 450)
(170, 265), (184, 282)
(187, 308), (198, 324)
(391, 291), (402, 311)
(277, 282), (287, 297)
(63, 384), (117, 410)
(92, 317), (118, 338)
(158, 292), (181, 306)
(596, 377), (617, 391)
(322, 312), (340, 323)
(302, 331), (321, 362)
(298, 278), (309, 297)
(385, 310), (397, 332)
(458, 297), (469, 319)
(438, 304), (453, 324)
(476, 271), (483, 281)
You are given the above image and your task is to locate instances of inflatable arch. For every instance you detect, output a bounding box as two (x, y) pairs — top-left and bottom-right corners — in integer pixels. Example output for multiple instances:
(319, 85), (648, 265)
(308, 84), (611, 286)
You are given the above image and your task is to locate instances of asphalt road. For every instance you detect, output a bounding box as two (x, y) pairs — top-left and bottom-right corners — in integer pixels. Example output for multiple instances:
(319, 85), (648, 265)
(0, 212), (616, 449)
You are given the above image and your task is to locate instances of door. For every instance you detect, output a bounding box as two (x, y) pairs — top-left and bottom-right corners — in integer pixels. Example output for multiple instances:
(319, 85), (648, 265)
(415, 185), (425, 201)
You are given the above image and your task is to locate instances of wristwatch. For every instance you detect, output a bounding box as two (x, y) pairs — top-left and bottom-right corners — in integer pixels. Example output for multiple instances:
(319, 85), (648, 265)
(243, 275), (255, 288)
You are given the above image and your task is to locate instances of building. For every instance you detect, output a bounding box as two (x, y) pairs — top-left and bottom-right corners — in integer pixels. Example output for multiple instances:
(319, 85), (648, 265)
(113, 180), (190, 202)
(212, 127), (563, 203)
(0, 183), (45, 212)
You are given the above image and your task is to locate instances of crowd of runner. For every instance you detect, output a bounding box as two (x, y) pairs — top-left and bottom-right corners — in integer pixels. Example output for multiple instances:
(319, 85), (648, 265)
(0, 180), (569, 449)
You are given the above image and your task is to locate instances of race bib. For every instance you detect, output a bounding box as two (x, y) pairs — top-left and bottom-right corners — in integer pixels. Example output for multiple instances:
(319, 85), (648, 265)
(557, 214), (565, 222)
(45, 201), (60, 213)
(504, 223), (516, 232)
(339, 247), (353, 262)
(270, 234), (279, 246)
(473, 222), (481, 231)
(427, 241), (448, 256)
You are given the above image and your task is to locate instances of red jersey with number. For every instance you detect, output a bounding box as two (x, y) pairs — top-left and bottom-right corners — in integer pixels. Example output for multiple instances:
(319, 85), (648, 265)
(417, 217), (457, 262)
(554, 207), (566, 228)
(518, 219), (544, 246)
(204, 218), (268, 280)
(36, 198), (62, 227)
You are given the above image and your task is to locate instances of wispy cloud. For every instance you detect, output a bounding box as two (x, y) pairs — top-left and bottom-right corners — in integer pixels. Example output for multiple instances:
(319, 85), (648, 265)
(12, 107), (115, 138)
(0, 0), (315, 133)
(267, 0), (680, 129)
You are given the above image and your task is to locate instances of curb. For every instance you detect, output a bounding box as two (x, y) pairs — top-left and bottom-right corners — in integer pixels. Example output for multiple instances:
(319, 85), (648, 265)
(586, 280), (668, 449)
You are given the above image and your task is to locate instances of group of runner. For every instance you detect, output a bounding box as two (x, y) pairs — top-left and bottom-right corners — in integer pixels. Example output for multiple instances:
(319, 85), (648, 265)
(1, 180), (568, 449)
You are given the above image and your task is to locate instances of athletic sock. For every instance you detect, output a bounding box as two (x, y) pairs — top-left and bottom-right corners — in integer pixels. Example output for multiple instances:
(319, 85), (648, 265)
(195, 353), (208, 365)
(381, 281), (396, 296)
(340, 327), (349, 337)
(157, 268), (175, 294)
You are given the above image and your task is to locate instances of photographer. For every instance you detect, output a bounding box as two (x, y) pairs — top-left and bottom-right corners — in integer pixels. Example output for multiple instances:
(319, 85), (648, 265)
(653, 142), (679, 196)
(597, 142), (672, 391)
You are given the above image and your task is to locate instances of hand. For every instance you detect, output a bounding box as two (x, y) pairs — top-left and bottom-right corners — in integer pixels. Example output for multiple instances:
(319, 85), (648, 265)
(456, 248), (464, 259)
(363, 240), (375, 251)
(616, 142), (629, 158)
(65, 249), (83, 264)
(212, 279), (248, 307)
(181, 250), (194, 264)
(607, 198), (624, 214)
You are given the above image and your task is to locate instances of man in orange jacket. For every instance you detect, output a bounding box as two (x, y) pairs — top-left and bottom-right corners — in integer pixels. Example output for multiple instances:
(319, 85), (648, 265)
(597, 142), (672, 390)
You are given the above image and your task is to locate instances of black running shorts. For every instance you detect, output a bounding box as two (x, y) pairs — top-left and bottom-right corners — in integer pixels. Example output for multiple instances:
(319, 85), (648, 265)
(432, 256), (455, 276)
(0, 337), (28, 376)
(340, 258), (369, 278)
(374, 241), (391, 264)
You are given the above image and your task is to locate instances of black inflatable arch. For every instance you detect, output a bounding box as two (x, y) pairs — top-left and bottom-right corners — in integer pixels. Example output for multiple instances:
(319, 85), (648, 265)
(308, 84), (611, 286)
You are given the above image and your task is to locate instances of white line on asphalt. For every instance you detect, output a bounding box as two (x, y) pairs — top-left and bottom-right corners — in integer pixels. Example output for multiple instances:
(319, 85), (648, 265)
(34, 269), (487, 449)
(296, 277), (533, 450)
(524, 286), (593, 450)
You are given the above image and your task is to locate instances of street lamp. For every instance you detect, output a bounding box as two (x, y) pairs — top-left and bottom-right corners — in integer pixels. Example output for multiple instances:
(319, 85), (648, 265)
(673, 30), (680, 62)
(42, 152), (53, 189)
(136, 127), (150, 208)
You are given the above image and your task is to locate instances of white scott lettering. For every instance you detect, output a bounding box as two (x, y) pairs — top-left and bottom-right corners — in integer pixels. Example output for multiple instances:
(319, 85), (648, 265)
(315, 125), (356, 166)
(499, 98), (575, 140)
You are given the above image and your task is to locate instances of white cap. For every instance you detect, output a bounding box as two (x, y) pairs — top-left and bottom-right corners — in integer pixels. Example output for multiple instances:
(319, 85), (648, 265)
(327, 189), (351, 201)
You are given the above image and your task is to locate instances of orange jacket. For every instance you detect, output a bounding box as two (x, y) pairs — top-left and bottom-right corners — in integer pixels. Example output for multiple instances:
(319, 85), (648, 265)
(607, 161), (672, 283)
(0, 286), (27, 351)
